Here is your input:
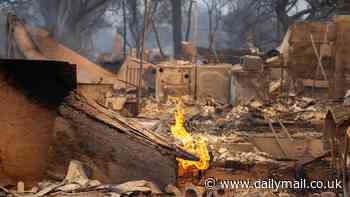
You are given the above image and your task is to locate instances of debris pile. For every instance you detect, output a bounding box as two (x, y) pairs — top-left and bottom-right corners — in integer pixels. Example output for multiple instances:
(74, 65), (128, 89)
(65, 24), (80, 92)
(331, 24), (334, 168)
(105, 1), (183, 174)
(225, 96), (325, 131)
(0, 161), (165, 197)
(140, 93), (326, 134)
(170, 99), (210, 171)
(1, 10), (349, 197)
(135, 93), (330, 183)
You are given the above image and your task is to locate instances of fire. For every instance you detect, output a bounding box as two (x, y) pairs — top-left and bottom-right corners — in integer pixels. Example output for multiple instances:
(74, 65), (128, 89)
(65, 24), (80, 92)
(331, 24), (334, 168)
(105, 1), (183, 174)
(171, 99), (210, 171)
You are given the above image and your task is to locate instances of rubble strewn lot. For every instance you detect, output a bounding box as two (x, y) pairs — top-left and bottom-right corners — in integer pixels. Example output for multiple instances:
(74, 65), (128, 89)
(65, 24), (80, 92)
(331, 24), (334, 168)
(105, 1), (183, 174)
(1, 64), (340, 196)
(1, 9), (350, 197)
(139, 94), (328, 160)
(136, 93), (340, 196)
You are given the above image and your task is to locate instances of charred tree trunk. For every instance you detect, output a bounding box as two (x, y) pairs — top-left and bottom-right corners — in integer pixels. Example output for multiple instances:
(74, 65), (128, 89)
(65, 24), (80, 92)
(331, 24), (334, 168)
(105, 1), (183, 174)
(151, 18), (165, 58)
(170, 0), (183, 58)
(127, 0), (141, 56)
(208, 9), (214, 50)
(150, 1), (165, 58)
(122, 0), (127, 57)
(274, 1), (290, 33)
(185, 0), (193, 42)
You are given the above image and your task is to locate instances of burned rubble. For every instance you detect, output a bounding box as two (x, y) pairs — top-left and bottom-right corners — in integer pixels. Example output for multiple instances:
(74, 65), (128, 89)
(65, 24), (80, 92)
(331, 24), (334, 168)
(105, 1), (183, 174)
(1, 2), (350, 197)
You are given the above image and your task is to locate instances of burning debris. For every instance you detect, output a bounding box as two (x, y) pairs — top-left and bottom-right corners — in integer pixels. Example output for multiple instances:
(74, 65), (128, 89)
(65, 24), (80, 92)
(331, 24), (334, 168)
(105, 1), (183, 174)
(171, 99), (210, 171)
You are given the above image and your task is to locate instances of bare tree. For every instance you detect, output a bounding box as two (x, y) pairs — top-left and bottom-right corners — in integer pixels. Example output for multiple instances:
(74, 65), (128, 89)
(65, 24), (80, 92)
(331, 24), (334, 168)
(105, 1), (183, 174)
(201, 0), (229, 50)
(184, 0), (194, 41)
(125, 0), (142, 54)
(0, 0), (117, 58)
(253, 0), (335, 32)
(108, 0), (171, 58)
(36, 0), (113, 54)
(149, 1), (166, 57)
(222, 0), (335, 50)
(170, 0), (183, 58)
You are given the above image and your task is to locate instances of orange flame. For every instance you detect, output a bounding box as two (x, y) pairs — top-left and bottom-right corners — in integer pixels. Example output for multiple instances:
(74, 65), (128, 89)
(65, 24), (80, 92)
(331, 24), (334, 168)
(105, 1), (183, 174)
(171, 99), (210, 170)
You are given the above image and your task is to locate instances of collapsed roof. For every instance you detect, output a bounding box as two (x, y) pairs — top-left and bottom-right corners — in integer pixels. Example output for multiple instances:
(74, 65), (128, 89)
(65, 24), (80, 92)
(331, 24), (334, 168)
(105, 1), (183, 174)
(1, 13), (124, 86)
